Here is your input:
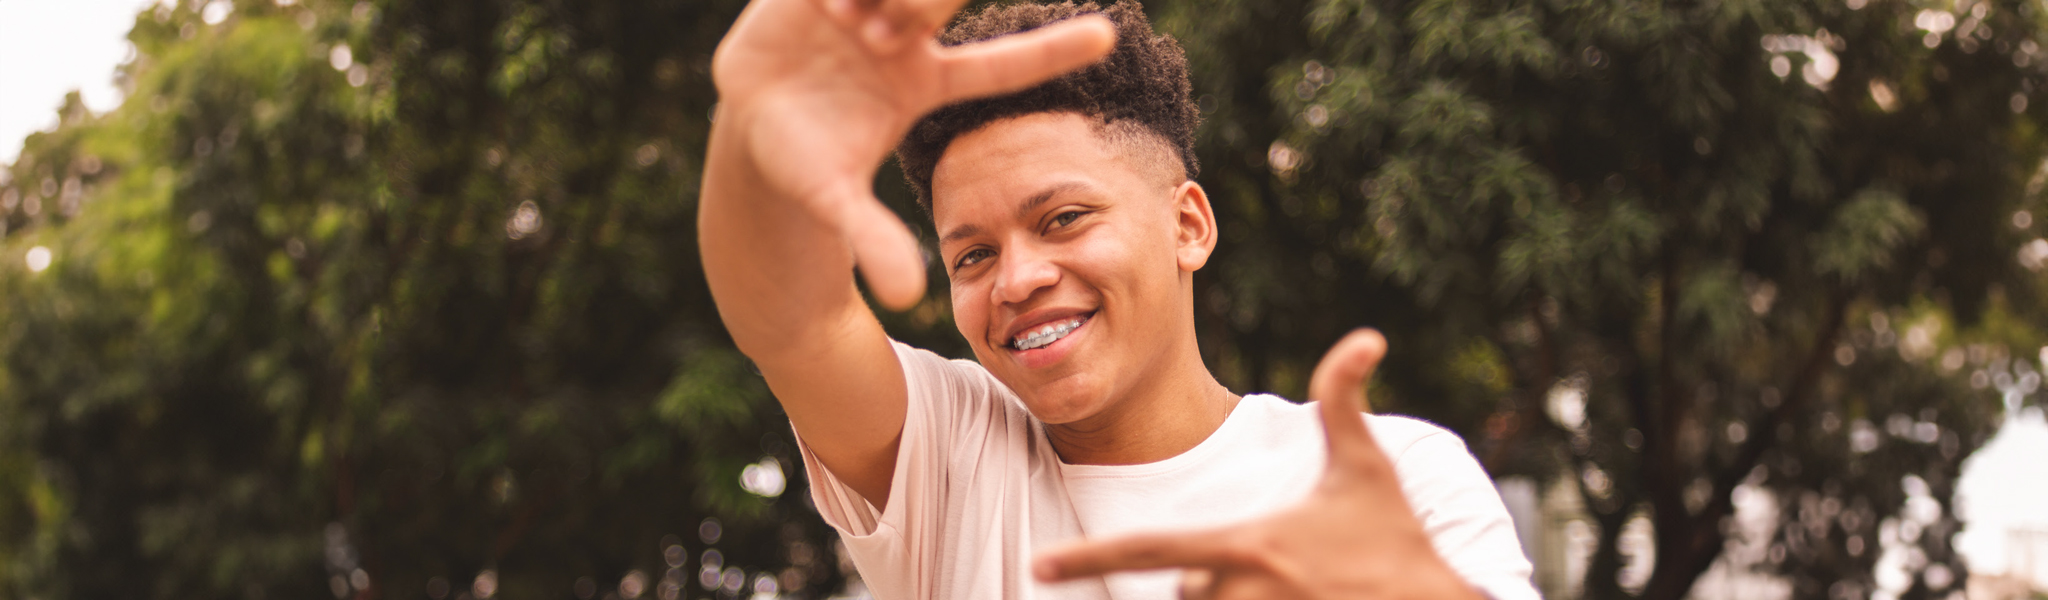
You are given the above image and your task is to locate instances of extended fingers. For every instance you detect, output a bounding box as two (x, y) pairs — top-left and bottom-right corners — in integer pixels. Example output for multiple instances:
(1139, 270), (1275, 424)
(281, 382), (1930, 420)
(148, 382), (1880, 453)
(1034, 529), (1245, 582)
(1309, 329), (1389, 466)
(834, 184), (929, 311)
(937, 14), (1115, 103)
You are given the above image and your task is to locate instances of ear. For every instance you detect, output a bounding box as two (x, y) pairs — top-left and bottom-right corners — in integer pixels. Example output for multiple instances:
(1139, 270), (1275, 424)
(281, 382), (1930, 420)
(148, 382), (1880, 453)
(1172, 181), (1218, 272)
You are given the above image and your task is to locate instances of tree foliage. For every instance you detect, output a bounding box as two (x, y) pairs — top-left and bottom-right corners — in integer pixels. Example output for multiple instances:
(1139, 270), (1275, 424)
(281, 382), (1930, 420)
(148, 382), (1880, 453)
(0, 1), (853, 598)
(1159, 0), (2045, 598)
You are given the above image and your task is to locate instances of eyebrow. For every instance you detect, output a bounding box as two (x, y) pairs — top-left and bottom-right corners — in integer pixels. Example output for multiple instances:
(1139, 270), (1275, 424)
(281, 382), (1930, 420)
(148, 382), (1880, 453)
(939, 223), (983, 247)
(938, 181), (1092, 246)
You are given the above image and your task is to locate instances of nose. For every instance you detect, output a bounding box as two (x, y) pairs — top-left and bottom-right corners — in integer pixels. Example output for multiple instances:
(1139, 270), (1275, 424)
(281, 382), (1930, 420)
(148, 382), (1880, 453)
(992, 242), (1060, 305)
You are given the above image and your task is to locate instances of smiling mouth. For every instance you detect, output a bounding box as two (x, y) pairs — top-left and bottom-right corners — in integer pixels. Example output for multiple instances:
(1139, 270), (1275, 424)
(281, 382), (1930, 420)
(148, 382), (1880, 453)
(1008, 313), (1093, 351)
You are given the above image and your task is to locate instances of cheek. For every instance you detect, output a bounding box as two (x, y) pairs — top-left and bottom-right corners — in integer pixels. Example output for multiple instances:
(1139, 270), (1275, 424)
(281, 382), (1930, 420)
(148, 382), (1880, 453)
(950, 285), (986, 343)
(1074, 224), (1174, 292)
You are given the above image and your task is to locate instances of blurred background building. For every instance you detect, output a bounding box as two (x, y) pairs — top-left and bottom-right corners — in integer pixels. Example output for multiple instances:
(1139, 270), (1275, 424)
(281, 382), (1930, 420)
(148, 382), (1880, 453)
(1953, 397), (2048, 600)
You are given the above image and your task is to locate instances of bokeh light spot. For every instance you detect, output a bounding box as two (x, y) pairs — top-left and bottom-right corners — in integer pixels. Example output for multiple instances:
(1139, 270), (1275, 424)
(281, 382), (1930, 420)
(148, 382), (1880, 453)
(200, 0), (232, 25)
(740, 456), (786, 497)
(619, 570), (648, 599)
(330, 44), (354, 71)
(25, 246), (52, 273)
(472, 570), (498, 599)
(506, 200), (542, 240)
(697, 517), (722, 544)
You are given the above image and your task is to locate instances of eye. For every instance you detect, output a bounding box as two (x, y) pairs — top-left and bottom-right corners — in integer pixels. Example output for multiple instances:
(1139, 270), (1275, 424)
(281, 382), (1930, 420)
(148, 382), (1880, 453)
(954, 248), (994, 269)
(1051, 210), (1084, 228)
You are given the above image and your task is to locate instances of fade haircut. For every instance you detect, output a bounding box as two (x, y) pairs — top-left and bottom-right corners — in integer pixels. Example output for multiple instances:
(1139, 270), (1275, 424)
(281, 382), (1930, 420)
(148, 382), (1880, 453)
(896, 0), (1201, 211)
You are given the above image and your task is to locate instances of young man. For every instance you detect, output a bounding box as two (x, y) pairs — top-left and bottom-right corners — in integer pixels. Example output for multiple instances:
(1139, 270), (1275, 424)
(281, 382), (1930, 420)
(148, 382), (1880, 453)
(700, 0), (1539, 598)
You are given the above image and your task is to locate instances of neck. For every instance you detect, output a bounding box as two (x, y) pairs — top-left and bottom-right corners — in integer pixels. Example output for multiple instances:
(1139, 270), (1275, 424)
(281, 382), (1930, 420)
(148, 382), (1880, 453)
(1044, 352), (1239, 466)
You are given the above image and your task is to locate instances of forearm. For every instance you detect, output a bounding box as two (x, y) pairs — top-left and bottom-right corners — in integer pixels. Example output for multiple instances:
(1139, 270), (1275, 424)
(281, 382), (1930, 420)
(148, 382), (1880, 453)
(697, 101), (908, 506)
(698, 104), (869, 362)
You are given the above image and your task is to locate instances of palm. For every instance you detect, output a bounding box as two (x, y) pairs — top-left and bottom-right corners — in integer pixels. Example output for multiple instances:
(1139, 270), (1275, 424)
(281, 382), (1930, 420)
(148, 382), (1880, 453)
(717, 0), (939, 200)
(710, 0), (1113, 307)
(1210, 451), (1451, 598)
(1037, 331), (1480, 600)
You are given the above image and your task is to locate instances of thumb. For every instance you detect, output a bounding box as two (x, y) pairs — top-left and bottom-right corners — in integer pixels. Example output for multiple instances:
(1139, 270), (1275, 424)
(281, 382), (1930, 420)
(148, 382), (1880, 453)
(1034, 527), (1247, 582)
(1308, 329), (1388, 468)
(832, 182), (929, 310)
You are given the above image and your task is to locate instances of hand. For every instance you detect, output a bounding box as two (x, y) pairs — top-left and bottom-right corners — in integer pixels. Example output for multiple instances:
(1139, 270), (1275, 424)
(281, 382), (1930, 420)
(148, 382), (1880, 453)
(708, 0), (1115, 309)
(1032, 330), (1484, 600)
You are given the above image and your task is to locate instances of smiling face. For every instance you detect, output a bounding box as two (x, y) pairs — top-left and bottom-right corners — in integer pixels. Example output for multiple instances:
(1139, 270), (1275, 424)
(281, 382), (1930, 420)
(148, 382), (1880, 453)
(932, 111), (1217, 426)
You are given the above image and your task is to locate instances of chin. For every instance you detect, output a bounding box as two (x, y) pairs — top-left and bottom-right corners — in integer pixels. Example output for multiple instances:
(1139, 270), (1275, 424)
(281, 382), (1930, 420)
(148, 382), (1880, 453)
(1013, 383), (1112, 425)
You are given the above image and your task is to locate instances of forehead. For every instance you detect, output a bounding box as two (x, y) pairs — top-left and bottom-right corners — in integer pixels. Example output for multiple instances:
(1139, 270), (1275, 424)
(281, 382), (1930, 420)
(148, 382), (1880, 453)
(929, 112), (1140, 229)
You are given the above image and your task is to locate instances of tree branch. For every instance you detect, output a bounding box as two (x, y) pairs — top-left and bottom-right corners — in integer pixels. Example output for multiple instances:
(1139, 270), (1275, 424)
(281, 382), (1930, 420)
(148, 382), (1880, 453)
(1703, 290), (1848, 526)
(1645, 290), (1851, 599)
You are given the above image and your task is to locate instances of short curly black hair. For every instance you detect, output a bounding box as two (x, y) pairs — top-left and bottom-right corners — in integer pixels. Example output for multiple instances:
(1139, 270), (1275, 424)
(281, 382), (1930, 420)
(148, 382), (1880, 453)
(896, 0), (1200, 211)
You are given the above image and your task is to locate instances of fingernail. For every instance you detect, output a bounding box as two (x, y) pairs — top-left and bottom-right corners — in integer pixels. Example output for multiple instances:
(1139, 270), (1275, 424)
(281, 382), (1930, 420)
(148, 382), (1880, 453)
(863, 16), (895, 47)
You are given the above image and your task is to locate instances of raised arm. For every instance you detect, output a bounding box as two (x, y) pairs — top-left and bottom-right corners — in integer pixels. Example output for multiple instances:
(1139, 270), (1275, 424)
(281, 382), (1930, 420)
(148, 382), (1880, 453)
(699, 0), (1113, 508)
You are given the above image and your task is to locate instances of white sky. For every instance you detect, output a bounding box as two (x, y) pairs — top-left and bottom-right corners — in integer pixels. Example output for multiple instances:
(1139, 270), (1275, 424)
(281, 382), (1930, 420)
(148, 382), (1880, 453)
(0, 0), (163, 166)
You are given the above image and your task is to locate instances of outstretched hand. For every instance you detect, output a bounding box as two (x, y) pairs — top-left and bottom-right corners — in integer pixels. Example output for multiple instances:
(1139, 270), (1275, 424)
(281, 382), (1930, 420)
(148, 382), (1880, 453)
(709, 0), (1115, 309)
(1033, 330), (1483, 600)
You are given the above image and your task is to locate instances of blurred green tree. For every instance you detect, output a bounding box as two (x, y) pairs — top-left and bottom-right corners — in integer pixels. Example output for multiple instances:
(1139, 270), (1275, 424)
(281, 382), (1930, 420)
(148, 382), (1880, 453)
(1158, 0), (2043, 598)
(0, 0), (876, 598)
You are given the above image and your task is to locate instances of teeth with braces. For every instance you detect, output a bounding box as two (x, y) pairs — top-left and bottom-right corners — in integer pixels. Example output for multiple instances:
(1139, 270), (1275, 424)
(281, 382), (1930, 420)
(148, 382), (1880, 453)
(1011, 316), (1087, 350)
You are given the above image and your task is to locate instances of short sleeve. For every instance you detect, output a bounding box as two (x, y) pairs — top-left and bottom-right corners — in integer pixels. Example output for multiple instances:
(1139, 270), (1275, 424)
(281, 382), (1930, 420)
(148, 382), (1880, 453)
(1389, 427), (1542, 600)
(792, 340), (1022, 600)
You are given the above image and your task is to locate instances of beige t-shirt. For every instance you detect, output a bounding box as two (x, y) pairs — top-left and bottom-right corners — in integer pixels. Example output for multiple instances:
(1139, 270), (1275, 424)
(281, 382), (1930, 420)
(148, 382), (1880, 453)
(797, 342), (1538, 600)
